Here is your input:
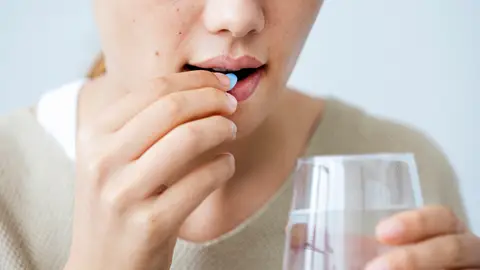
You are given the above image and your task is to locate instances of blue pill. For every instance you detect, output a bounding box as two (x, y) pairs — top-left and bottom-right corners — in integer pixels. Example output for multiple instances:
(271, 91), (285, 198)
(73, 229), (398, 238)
(226, 73), (238, 91)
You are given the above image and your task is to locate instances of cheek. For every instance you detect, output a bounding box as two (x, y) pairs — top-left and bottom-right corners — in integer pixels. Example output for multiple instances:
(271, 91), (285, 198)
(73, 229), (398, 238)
(95, 0), (203, 82)
(266, 0), (321, 67)
(102, 4), (182, 47)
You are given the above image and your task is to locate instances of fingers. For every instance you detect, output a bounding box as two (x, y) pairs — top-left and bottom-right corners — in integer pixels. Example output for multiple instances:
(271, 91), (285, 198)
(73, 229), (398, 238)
(365, 233), (480, 270)
(115, 87), (237, 160)
(376, 206), (466, 245)
(289, 224), (307, 250)
(164, 70), (231, 92)
(114, 115), (236, 200)
(151, 153), (235, 228)
(96, 71), (231, 132)
(104, 153), (233, 249)
(287, 223), (381, 269)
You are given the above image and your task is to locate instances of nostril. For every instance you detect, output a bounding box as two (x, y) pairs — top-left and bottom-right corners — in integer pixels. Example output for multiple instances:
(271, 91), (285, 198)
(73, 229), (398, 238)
(202, 1), (265, 37)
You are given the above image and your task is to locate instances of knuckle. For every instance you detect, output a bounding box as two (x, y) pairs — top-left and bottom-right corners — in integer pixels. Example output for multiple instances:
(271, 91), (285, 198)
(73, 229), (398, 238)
(176, 123), (203, 154)
(143, 77), (172, 100)
(392, 248), (417, 269)
(163, 94), (185, 117)
(411, 209), (428, 231)
(129, 207), (172, 240)
(177, 116), (235, 153)
(84, 158), (107, 181)
(84, 154), (111, 181)
(152, 76), (170, 92)
(100, 187), (128, 213)
(431, 205), (455, 219)
(446, 235), (464, 266)
(77, 126), (97, 146)
(181, 122), (201, 144)
(130, 209), (158, 237)
(443, 207), (460, 230)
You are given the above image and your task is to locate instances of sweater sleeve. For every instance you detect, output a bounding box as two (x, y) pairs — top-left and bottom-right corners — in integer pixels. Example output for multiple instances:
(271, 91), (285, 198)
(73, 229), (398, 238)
(359, 112), (469, 225)
(0, 205), (33, 269)
(0, 113), (34, 269)
(0, 109), (74, 270)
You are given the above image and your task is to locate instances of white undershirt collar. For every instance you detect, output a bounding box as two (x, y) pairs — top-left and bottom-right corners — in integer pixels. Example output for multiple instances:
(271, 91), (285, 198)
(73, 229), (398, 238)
(36, 79), (85, 160)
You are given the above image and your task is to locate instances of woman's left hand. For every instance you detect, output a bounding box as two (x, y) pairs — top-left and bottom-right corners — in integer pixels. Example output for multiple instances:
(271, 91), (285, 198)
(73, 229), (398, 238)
(366, 205), (480, 270)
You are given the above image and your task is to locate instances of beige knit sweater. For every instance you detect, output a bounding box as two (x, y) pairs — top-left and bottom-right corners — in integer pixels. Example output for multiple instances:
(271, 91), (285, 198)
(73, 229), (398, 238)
(0, 99), (467, 270)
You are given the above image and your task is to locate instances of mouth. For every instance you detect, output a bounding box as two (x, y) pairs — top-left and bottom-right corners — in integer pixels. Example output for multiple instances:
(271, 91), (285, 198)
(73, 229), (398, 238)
(184, 64), (262, 81)
(183, 56), (266, 102)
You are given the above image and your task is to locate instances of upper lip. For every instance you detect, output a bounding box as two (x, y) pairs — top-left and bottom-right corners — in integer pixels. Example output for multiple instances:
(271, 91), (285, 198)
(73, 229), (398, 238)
(189, 56), (265, 71)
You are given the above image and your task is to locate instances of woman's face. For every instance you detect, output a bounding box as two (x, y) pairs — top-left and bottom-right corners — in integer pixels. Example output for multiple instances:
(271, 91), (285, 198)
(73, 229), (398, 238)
(94, 0), (322, 138)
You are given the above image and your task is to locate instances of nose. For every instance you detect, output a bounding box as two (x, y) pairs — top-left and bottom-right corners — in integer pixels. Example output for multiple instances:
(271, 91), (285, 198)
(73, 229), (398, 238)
(203, 0), (265, 38)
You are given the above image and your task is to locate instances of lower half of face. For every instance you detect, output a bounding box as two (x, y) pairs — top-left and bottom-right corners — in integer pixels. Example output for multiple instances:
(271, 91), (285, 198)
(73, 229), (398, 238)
(94, 0), (323, 138)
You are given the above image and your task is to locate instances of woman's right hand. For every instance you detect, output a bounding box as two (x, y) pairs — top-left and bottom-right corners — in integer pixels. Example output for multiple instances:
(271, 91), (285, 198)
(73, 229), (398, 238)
(65, 71), (237, 270)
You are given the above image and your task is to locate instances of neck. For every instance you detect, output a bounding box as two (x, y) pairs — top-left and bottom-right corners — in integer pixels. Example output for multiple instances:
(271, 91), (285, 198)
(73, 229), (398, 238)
(219, 88), (325, 184)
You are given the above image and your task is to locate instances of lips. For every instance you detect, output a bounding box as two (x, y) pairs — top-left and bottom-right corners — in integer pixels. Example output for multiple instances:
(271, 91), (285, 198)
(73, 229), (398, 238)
(189, 55), (264, 70)
(184, 56), (266, 102)
(228, 67), (264, 102)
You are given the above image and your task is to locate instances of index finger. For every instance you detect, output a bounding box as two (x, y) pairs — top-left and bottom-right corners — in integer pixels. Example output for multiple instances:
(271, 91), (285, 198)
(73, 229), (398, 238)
(154, 70), (231, 92)
(365, 233), (480, 270)
(287, 223), (382, 268)
(96, 70), (231, 132)
(150, 153), (235, 229)
(376, 205), (466, 245)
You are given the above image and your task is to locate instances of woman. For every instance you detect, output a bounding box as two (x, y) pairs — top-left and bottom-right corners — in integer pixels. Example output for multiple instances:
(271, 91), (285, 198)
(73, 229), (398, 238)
(0, 0), (478, 269)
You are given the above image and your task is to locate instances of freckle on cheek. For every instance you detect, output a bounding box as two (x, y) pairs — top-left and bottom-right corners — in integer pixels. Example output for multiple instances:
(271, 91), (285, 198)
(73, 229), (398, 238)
(155, 51), (160, 56)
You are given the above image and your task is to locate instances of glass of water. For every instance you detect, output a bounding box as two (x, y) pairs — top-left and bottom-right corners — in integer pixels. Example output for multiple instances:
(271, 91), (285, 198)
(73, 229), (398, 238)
(283, 154), (423, 270)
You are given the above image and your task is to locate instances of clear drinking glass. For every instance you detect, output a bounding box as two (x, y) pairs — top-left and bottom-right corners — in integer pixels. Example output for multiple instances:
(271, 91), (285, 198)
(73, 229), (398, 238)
(283, 154), (423, 270)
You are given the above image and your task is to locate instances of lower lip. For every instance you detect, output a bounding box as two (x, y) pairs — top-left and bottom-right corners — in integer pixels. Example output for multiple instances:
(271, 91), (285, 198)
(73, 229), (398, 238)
(228, 68), (264, 102)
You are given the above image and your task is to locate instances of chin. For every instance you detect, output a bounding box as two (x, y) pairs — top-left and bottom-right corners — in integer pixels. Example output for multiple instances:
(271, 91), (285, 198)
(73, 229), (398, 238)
(227, 81), (283, 140)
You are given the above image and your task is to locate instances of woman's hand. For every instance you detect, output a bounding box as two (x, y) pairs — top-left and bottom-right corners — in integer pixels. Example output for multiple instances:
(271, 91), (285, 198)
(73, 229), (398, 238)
(65, 71), (237, 270)
(366, 205), (480, 269)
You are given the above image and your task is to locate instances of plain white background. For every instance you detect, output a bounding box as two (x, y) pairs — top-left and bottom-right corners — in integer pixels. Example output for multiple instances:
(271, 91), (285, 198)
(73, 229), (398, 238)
(0, 0), (478, 233)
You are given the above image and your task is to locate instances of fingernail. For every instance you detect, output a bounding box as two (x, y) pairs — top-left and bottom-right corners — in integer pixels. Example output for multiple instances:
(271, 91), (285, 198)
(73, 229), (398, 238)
(226, 73), (238, 91)
(231, 122), (237, 139)
(220, 152), (234, 162)
(219, 153), (235, 170)
(214, 73), (231, 87)
(226, 93), (238, 110)
(365, 258), (390, 270)
(377, 219), (404, 239)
